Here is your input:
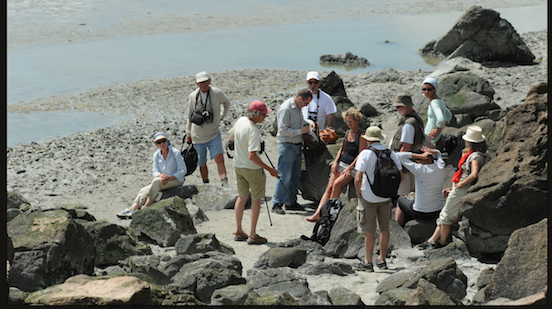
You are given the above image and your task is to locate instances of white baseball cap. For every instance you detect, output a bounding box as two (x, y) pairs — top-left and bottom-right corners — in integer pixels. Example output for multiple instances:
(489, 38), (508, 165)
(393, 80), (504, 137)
(306, 71), (320, 81)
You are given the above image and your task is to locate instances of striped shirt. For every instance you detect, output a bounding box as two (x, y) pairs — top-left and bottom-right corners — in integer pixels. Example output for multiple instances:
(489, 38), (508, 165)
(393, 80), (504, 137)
(396, 150), (446, 213)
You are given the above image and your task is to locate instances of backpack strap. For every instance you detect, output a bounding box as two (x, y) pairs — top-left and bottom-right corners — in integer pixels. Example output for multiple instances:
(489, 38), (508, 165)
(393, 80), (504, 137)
(365, 146), (380, 186)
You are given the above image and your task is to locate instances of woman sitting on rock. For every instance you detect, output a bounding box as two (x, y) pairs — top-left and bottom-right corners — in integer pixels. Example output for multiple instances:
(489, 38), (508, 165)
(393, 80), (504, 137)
(422, 77), (452, 151)
(306, 107), (367, 222)
(420, 126), (489, 249)
(117, 132), (187, 219)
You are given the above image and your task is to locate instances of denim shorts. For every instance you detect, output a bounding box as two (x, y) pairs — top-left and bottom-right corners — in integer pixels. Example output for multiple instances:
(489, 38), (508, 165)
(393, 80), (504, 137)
(195, 133), (224, 166)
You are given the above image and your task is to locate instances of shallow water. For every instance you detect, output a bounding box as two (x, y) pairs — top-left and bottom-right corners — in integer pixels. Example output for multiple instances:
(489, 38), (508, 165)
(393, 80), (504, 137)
(6, 4), (547, 146)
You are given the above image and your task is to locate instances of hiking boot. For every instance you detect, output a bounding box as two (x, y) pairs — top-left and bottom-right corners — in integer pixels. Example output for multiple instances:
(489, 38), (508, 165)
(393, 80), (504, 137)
(353, 261), (374, 272)
(429, 241), (446, 249)
(285, 202), (304, 210)
(233, 231), (248, 241)
(247, 234), (267, 245)
(272, 203), (285, 215)
(415, 241), (435, 250)
(116, 208), (134, 219)
(376, 260), (388, 270)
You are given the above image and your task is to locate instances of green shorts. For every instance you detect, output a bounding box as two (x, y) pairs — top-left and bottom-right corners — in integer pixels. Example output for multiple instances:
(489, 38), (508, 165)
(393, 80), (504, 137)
(234, 167), (266, 200)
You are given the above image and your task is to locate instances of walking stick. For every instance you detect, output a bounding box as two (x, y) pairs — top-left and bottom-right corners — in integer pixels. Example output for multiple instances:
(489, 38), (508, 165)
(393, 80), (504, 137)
(264, 197), (273, 226)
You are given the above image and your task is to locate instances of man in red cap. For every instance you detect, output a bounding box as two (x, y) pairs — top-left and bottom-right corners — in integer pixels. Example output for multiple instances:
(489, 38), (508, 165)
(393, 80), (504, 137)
(229, 100), (280, 244)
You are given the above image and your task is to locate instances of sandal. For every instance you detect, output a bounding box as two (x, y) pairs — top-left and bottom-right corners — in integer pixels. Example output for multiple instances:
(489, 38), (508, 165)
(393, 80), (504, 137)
(247, 234), (267, 245)
(233, 231), (248, 241)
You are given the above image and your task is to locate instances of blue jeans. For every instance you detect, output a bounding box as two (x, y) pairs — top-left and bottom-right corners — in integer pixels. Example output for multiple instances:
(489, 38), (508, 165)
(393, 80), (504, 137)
(273, 142), (302, 206)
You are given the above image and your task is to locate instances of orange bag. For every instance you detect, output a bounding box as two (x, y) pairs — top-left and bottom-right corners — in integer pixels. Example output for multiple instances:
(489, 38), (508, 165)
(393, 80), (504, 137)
(319, 129), (338, 144)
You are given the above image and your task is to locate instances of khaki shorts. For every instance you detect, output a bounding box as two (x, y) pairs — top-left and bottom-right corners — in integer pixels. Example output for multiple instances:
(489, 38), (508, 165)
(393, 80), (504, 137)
(234, 167), (266, 200)
(356, 197), (391, 234)
(397, 171), (415, 196)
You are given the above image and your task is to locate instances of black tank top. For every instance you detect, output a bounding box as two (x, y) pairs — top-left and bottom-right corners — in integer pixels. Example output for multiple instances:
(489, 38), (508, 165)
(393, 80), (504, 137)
(340, 129), (364, 165)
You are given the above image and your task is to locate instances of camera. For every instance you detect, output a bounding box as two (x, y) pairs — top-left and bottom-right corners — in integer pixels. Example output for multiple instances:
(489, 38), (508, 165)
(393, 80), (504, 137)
(201, 110), (211, 118)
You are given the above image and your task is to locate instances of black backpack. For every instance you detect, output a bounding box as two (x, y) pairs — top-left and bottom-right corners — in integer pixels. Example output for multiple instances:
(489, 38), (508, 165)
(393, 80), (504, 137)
(180, 134), (198, 176)
(302, 199), (344, 246)
(366, 146), (401, 199)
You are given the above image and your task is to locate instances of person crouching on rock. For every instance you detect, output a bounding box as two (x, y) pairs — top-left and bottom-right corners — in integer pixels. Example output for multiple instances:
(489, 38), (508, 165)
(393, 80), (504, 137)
(229, 101), (280, 244)
(421, 126), (489, 249)
(117, 132), (187, 219)
(306, 107), (367, 222)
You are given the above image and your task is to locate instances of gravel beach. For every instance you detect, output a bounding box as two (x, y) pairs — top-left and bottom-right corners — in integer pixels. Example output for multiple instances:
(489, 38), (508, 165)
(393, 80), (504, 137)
(6, 0), (548, 305)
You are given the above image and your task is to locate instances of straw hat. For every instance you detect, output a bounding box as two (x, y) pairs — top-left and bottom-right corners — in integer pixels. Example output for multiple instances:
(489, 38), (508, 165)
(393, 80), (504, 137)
(361, 126), (385, 142)
(462, 126), (486, 143)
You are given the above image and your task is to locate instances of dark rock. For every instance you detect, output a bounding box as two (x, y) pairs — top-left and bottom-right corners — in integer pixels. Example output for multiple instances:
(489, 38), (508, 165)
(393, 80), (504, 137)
(476, 267), (495, 290)
(422, 238), (471, 261)
(428, 6), (535, 64)
(298, 290), (333, 306)
(158, 184), (198, 201)
(375, 287), (416, 306)
(175, 233), (235, 255)
(246, 267), (311, 300)
(224, 195), (251, 209)
(169, 258), (246, 303)
(245, 290), (299, 306)
(7, 209), (96, 292)
(320, 71), (348, 98)
(81, 220), (149, 266)
(404, 219), (437, 245)
(328, 286), (365, 306)
(297, 260), (354, 276)
(405, 278), (458, 305)
(319, 52), (370, 67)
(324, 199), (412, 259)
(359, 102), (379, 117)
(210, 284), (258, 306)
(151, 285), (204, 306)
(460, 83), (547, 255)
(253, 247), (307, 269)
(130, 196), (197, 247)
(377, 257), (467, 302)
(477, 219), (548, 303)
(159, 251), (243, 279)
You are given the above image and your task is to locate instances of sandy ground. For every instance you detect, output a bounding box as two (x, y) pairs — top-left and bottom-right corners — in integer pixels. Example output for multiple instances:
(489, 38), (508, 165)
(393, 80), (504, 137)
(6, 0), (547, 305)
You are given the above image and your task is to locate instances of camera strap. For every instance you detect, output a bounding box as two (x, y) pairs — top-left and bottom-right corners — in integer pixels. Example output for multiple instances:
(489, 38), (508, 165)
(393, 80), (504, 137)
(195, 88), (211, 113)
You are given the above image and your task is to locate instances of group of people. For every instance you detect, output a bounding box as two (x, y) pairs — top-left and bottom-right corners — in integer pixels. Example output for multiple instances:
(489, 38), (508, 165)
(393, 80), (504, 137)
(116, 71), (489, 268)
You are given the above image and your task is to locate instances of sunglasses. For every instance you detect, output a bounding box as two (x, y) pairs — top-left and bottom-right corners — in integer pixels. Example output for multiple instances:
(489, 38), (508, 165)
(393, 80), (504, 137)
(422, 88), (434, 92)
(308, 80), (319, 85)
(155, 139), (167, 144)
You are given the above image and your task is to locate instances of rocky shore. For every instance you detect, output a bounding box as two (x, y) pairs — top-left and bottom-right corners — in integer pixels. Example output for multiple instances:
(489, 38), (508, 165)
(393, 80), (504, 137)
(6, 2), (548, 306)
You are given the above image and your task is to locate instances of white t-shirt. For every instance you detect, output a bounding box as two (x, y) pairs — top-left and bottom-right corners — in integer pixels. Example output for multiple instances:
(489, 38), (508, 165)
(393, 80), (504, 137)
(388, 122), (415, 148)
(355, 143), (403, 203)
(231, 116), (262, 170)
(301, 90), (337, 129)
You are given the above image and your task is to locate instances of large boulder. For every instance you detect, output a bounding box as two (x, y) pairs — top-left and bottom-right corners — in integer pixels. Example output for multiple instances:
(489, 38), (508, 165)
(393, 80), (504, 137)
(130, 196), (197, 247)
(246, 267), (312, 300)
(169, 258), (246, 303)
(459, 83), (547, 255)
(80, 220), (150, 266)
(376, 257), (468, 303)
(253, 247), (307, 269)
(423, 6), (535, 64)
(474, 219), (548, 304)
(7, 209), (97, 292)
(324, 199), (412, 259)
(24, 275), (150, 306)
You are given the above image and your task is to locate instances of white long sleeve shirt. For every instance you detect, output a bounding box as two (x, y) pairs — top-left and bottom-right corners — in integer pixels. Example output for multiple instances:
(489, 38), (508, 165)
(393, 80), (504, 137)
(152, 146), (187, 183)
